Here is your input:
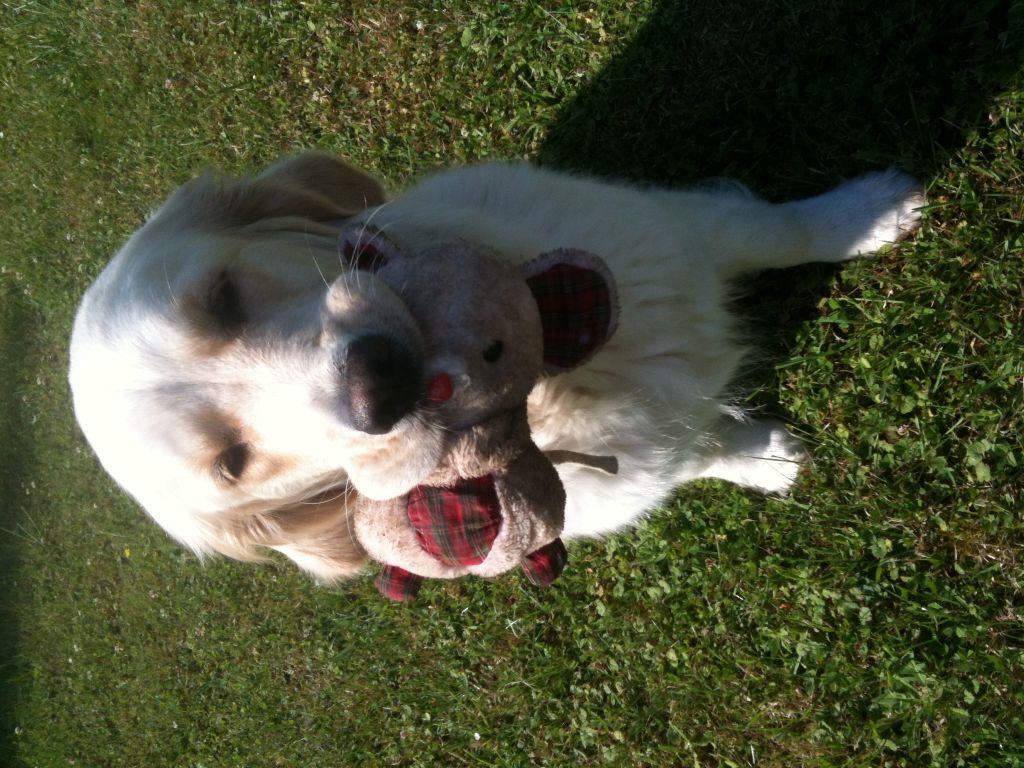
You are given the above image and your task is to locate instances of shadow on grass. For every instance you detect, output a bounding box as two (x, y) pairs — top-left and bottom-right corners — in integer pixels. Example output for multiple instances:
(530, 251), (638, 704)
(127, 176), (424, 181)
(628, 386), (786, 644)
(541, 0), (1021, 188)
(539, 0), (1022, 404)
(0, 285), (40, 764)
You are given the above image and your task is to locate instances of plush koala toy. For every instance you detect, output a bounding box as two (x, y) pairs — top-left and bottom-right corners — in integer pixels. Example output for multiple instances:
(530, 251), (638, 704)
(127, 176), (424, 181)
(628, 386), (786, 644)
(340, 224), (619, 600)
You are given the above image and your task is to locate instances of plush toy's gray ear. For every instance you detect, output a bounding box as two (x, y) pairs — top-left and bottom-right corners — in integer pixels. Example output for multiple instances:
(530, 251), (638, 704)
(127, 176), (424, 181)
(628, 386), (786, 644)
(340, 223), (402, 272)
(522, 249), (619, 373)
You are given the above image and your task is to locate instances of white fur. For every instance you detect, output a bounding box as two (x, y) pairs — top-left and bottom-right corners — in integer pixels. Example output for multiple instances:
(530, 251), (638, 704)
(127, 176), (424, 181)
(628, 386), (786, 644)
(69, 154), (922, 580)
(350, 164), (921, 536)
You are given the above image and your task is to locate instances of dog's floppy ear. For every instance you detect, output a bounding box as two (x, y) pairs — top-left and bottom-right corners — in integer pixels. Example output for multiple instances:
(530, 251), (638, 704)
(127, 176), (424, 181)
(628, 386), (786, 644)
(208, 488), (367, 584)
(258, 151), (387, 214)
(153, 151), (386, 232)
(522, 248), (619, 374)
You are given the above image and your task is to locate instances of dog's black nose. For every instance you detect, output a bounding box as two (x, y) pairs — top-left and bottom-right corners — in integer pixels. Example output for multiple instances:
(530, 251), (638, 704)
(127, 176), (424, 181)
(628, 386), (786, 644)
(344, 334), (420, 435)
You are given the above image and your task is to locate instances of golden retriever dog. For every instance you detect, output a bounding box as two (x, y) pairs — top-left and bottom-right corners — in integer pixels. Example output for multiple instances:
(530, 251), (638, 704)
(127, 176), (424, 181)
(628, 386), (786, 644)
(69, 152), (922, 582)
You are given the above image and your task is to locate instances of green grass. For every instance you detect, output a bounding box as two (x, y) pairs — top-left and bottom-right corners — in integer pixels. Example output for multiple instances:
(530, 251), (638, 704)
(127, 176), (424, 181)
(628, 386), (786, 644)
(2, 1), (1022, 765)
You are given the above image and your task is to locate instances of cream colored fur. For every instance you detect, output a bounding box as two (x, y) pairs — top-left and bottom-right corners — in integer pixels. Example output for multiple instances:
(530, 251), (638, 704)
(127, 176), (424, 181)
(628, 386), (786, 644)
(69, 152), (922, 581)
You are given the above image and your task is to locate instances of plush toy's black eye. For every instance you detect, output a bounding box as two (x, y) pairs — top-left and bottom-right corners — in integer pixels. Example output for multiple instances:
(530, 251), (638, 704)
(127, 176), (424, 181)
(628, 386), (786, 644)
(482, 340), (504, 363)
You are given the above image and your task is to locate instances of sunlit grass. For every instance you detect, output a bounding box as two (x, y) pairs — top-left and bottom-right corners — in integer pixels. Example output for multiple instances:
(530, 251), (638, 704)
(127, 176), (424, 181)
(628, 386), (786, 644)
(1, 1), (1021, 766)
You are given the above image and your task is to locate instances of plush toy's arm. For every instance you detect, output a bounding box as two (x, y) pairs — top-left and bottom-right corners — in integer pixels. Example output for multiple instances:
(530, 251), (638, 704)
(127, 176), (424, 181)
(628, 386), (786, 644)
(466, 439), (565, 578)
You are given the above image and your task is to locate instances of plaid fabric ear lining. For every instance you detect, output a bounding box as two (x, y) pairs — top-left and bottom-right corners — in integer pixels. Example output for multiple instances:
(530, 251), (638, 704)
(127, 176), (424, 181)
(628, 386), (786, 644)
(407, 476), (502, 567)
(526, 262), (614, 370)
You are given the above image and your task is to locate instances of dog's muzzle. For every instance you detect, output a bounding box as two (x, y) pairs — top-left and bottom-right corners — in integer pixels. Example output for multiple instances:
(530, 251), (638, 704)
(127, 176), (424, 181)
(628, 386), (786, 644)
(342, 333), (421, 435)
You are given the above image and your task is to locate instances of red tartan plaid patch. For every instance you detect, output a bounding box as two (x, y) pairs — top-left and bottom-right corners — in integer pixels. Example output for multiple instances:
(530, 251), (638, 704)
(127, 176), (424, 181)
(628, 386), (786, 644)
(521, 538), (568, 586)
(375, 565), (423, 602)
(406, 476), (502, 567)
(526, 259), (615, 371)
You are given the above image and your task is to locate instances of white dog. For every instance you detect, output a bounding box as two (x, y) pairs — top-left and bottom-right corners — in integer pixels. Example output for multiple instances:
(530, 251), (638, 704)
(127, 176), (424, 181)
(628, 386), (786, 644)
(69, 152), (921, 582)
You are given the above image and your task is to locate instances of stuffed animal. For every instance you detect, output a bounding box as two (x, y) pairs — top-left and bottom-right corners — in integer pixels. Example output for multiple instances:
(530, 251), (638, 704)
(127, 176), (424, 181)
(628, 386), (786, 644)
(340, 224), (619, 600)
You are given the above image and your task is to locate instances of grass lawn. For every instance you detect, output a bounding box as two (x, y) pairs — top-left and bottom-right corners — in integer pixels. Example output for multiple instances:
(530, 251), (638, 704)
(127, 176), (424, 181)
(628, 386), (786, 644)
(1, 1), (1022, 765)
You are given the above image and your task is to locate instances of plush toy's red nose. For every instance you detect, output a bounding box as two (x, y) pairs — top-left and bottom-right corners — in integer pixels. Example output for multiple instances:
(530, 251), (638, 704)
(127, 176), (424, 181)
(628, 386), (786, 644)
(427, 373), (453, 404)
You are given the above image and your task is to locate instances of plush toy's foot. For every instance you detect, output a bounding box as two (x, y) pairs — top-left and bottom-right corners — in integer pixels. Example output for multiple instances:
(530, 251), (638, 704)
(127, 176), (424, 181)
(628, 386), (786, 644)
(375, 565), (424, 601)
(521, 538), (568, 586)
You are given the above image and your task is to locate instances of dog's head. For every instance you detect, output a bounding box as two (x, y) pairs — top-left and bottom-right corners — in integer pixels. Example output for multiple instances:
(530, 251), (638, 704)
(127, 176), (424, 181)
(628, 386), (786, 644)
(69, 153), (448, 580)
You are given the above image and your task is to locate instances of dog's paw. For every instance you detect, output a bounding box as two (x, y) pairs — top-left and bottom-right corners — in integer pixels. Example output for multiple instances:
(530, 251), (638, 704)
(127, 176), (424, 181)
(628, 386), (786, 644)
(740, 423), (809, 496)
(799, 169), (924, 261)
(844, 169), (924, 252)
(697, 418), (809, 496)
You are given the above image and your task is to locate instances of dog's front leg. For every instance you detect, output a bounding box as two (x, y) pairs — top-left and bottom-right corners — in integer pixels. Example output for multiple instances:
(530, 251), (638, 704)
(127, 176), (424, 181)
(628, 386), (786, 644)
(706, 170), (923, 276)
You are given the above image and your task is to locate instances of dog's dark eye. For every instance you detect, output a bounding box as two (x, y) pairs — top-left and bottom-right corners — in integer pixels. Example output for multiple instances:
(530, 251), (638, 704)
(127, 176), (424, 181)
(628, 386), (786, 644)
(482, 340), (504, 363)
(206, 271), (246, 331)
(216, 443), (250, 482)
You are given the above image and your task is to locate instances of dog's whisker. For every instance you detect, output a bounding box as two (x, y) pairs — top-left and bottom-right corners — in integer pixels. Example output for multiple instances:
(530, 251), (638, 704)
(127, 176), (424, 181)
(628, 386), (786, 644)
(357, 200), (394, 237)
(310, 251), (331, 290)
(296, 223), (336, 290)
(162, 255), (177, 305)
(342, 478), (360, 552)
